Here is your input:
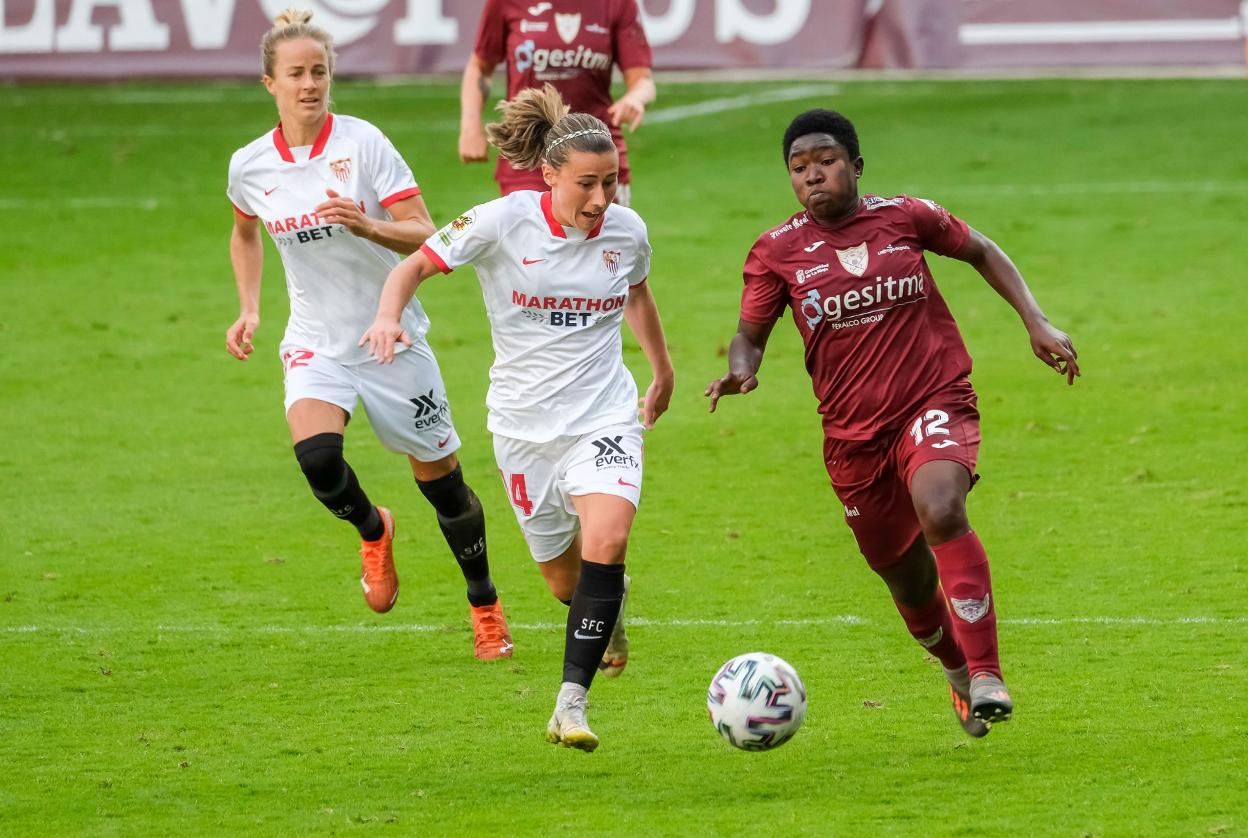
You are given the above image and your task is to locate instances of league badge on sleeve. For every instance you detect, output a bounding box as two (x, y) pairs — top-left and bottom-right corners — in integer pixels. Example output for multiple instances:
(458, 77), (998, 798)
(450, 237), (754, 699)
(836, 242), (869, 277)
(447, 210), (476, 240)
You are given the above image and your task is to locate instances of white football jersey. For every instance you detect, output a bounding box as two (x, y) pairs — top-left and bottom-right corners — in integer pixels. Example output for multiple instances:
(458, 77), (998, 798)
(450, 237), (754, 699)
(227, 113), (429, 365)
(422, 190), (651, 443)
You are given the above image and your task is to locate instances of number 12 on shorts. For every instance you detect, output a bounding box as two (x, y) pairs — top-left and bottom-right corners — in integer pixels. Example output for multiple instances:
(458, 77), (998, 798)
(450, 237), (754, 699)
(507, 472), (534, 517)
(910, 409), (958, 448)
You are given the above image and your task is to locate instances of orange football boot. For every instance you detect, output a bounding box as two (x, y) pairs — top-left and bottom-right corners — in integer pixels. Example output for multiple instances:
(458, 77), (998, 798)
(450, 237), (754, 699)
(945, 664), (990, 738)
(359, 507), (398, 613)
(470, 600), (514, 660)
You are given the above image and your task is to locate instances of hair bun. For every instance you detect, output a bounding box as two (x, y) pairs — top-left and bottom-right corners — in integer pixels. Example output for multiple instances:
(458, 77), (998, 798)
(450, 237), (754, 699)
(274, 7), (313, 27)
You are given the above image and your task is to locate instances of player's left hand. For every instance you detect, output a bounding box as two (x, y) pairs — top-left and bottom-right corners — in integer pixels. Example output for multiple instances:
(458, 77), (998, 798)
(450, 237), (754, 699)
(359, 317), (412, 364)
(639, 375), (673, 429)
(316, 189), (374, 237)
(608, 94), (646, 132)
(1028, 319), (1080, 385)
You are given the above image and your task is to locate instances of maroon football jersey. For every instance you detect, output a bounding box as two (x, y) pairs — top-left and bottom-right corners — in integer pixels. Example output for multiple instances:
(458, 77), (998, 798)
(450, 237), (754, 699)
(740, 194), (974, 440)
(473, 0), (652, 192)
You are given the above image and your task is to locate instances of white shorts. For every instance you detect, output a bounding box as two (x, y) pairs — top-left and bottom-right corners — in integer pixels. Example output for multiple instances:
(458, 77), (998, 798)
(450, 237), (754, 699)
(281, 342), (461, 461)
(493, 422), (644, 562)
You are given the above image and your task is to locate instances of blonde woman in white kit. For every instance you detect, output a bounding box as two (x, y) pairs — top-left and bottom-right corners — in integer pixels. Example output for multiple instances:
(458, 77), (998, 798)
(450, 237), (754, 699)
(224, 7), (513, 660)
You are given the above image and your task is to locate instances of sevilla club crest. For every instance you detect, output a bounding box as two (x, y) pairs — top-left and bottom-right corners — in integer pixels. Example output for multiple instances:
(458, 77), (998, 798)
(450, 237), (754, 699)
(328, 157), (351, 182)
(555, 12), (581, 43)
(835, 242), (869, 277)
(601, 249), (621, 276)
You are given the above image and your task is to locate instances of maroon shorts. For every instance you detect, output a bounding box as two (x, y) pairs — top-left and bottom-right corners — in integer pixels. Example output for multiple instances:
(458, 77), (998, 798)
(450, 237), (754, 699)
(823, 379), (981, 570)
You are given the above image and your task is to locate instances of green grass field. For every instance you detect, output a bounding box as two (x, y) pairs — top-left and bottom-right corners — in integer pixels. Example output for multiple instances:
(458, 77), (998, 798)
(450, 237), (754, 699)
(1, 76), (1246, 836)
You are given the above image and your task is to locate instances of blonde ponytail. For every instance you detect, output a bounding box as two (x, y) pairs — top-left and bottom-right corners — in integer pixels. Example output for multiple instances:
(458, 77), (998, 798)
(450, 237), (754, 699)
(486, 84), (614, 171)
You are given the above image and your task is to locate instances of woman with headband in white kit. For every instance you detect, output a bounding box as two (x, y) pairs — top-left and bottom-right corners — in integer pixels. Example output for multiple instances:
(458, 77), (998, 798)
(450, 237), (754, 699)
(363, 85), (674, 751)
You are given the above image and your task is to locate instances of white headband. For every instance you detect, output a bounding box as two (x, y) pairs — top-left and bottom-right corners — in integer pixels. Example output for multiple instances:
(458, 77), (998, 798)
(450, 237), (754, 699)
(545, 127), (611, 152)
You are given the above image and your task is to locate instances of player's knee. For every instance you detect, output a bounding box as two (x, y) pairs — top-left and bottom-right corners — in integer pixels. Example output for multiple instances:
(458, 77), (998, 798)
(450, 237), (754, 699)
(579, 528), (629, 565)
(294, 432), (347, 492)
(914, 493), (969, 544)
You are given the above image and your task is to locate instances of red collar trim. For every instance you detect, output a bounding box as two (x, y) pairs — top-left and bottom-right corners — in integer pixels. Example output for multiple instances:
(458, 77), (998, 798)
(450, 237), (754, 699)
(540, 191), (566, 238)
(540, 190), (606, 240)
(272, 113), (334, 163)
(587, 211), (606, 240)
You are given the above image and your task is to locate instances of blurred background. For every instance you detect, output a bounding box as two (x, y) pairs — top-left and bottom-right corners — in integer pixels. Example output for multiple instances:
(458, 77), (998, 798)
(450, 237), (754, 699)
(3, 0), (1246, 79)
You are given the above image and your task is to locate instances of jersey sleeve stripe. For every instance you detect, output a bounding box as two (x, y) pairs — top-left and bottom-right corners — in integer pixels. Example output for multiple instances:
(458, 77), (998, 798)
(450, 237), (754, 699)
(231, 202), (257, 220)
(420, 243), (452, 274)
(381, 186), (422, 208)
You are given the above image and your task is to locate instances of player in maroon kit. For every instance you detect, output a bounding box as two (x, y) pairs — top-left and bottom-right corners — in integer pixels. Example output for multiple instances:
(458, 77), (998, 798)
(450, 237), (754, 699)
(459, 0), (655, 204)
(706, 109), (1080, 737)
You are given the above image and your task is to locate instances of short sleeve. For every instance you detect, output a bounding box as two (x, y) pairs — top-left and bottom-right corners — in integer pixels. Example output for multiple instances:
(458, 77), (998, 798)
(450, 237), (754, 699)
(473, 0), (508, 67)
(421, 199), (507, 274)
(226, 151), (256, 219)
(627, 220), (651, 287)
(739, 237), (788, 324)
(363, 127), (420, 209)
(613, 0), (652, 70)
(904, 195), (969, 258)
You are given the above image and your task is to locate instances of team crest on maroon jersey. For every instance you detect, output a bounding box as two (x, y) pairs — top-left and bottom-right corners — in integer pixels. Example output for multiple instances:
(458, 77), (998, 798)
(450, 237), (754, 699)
(601, 249), (621, 276)
(836, 242), (869, 277)
(328, 158), (351, 182)
(555, 11), (581, 43)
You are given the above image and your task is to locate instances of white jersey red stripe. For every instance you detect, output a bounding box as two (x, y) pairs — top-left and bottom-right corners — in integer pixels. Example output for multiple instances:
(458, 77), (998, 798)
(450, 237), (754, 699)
(227, 113), (430, 364)
(422, 190), (651, 443)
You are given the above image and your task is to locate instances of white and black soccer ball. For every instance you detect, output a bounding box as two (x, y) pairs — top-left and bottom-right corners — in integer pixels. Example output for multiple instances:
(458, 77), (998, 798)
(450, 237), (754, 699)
(707, 651), (807, 751)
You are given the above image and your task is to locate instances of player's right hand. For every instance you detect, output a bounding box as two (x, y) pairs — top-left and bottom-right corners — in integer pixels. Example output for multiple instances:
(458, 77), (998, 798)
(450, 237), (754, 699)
(359, 319), (412, 364)
(704, 371), (758, 413)
(226, 313), (259, 361)
(459, 128), (489, 163)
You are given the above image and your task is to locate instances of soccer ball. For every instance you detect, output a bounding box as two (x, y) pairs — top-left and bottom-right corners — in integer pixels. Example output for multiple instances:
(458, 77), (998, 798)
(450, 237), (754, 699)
(707, 651), (807, 751)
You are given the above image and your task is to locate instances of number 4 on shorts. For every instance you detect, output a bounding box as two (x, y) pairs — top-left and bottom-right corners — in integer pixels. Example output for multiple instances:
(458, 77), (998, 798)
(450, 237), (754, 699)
(508, 473), (534, 517)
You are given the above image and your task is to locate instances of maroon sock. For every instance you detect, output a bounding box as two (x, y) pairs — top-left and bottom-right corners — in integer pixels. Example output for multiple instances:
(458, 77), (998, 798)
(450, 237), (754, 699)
(894, 585), (965, 671)
(931, 530), (1001, 678)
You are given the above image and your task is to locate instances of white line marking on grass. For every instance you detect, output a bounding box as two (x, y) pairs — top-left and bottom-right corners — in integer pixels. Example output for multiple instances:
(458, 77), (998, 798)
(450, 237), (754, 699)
(5, 615), (1244, 635)
(0, 197), (160, 210)
(646, 84), (840, 124)
(916, 181), (1248, 197)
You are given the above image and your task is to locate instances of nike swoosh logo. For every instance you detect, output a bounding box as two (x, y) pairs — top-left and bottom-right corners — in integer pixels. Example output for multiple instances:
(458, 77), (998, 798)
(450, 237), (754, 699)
(573, 630), (603, 640)
(617, 478), (638, 488)
(437, 435), (452, 448)
(264, 185), (279, 196)
(804, 241), (825, 252)
(522, 257), (545, 265)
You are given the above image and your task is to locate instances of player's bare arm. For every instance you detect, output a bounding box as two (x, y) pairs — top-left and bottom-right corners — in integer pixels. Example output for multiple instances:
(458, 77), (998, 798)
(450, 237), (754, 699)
(705, 318), (776, 411)
(360, 250), (441, 363)
(226, 211), (263, 361)
(608, 67), (655, 132)
(458, 55), (495, 163)
(957, 227), (1081, 385)
(313, 190), (435, 255)
(622, 279), (674, 429)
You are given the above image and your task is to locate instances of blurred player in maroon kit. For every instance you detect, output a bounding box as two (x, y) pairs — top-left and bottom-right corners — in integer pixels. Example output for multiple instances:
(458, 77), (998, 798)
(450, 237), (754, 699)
(459, 0), (655, 204)
(706, 109), (1080, 737)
